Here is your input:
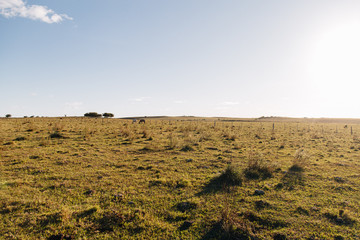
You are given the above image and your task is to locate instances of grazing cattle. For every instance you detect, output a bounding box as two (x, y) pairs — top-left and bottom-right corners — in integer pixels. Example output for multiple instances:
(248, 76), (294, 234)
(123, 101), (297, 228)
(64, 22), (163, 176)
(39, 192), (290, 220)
(132, 119), (137, 124)
(139, 119), (145, 124)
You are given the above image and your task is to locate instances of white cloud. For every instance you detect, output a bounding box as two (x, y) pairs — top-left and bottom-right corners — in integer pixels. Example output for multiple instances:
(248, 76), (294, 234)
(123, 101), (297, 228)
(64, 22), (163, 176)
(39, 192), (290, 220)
(0, 0), (72, 23)
(129, 97), (151, 102)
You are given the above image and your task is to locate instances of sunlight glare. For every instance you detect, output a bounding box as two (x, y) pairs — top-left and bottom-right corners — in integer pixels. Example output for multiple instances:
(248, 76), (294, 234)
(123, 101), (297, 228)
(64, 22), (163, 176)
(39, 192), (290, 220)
(309, 22), (360, 101)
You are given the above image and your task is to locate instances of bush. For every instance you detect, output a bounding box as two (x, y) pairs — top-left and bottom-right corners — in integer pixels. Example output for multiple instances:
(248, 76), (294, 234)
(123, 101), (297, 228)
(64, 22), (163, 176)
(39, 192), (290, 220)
(103, 113), (114, 118)
(243, 153), (273, 180)
(84, 112), (102, 118)
(218, 165), (243, 186)
(200, 164), (242, 194)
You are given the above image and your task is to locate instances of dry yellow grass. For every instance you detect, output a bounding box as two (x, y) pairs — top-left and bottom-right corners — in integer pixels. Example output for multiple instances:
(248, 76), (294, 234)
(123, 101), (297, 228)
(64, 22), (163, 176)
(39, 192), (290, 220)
(1, 117), (360, 239)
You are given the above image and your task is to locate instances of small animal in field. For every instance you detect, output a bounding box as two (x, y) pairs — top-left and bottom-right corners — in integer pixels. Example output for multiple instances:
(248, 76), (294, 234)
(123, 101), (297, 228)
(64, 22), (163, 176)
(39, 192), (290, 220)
(132, 119), (137, 124)
(139, 119), (145, 124)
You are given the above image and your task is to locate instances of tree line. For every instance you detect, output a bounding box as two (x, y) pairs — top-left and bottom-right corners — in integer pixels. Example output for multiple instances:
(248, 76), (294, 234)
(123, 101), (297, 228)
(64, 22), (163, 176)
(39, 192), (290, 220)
(84, 112), (114, 118)
(4, 113), (114, 118)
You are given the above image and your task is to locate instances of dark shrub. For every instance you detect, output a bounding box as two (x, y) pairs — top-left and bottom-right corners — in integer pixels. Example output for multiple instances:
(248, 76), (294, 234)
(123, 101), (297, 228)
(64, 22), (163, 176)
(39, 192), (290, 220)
(84, 112), (102, 118)
(102, 113), (114, 118)
(217, 165), (243, 186)
(50, 132), (64, 139)
(200, 164), (242, 194)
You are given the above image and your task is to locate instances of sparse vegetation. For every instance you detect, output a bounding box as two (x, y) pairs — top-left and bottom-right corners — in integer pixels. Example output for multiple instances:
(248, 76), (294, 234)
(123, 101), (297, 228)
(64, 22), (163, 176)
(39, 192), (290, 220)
(0, 117), (360, 239)
(243, 152), (273, 180)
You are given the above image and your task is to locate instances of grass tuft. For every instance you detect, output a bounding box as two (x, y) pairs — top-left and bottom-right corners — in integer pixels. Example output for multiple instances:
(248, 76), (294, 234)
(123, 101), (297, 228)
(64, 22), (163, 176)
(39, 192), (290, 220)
(217, 164), (243, 186)
(243, 153), (273, 180)
(290, 148), (310, 172)
(200, 164), (242, 194)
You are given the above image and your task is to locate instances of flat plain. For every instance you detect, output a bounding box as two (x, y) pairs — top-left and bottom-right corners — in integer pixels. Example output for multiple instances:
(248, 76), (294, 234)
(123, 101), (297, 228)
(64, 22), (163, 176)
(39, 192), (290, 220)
(1, 117), (360, 239)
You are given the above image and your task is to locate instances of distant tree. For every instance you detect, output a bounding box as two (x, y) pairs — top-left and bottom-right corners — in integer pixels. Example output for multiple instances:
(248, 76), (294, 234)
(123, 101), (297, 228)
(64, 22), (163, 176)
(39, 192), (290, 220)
(84, 112), (102, 118)
(5, 114), (11, 118)
(103, 113), (114, 118)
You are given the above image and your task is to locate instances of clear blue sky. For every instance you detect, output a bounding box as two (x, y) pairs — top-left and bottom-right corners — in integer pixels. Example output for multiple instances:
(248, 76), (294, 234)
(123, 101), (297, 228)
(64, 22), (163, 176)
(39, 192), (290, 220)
(2, 0), (360, 118)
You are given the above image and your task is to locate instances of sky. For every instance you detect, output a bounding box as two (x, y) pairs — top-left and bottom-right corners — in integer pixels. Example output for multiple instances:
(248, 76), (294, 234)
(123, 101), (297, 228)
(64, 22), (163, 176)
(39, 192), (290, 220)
(1, 0), (360, 118)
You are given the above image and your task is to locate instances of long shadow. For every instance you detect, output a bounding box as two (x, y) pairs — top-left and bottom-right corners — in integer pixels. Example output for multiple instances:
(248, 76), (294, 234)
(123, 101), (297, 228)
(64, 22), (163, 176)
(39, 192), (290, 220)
(200, 221), (254, 240)
(197, 166), (242, 195)
(280, 169), (304, 189)
(199, 222), (224, 240)
(197, 176), (229, 195)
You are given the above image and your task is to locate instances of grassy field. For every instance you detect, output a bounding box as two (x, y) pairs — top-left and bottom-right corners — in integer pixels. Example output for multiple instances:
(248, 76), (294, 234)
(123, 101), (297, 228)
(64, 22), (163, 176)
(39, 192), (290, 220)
(1, 117), (360, 239)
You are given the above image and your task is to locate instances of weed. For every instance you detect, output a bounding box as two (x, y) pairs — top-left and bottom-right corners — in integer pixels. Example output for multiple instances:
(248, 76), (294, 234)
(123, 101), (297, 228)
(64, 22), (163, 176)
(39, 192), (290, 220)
(243, 153), (273, 180)
(168, 133), (179, 149)
(290, 148), (310, 172)
(217, 165), (243, 186)
(203, 202), (255, 240)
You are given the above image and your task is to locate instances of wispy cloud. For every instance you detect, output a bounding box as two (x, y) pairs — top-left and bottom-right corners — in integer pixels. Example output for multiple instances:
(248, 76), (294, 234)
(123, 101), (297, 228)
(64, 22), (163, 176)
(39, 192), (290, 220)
(128, 97), (151, 102)
(0, 0), (72, 23)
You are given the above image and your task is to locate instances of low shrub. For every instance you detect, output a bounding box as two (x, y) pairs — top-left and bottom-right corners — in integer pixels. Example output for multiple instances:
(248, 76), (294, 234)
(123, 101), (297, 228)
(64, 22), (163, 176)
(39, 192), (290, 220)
(217, 165), (243, 186)
(243, 153), (273, 180)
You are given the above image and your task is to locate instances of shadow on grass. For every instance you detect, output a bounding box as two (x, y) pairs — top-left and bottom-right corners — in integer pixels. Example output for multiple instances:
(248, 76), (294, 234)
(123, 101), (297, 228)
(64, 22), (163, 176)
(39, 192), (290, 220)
(198, 165), (242, 195)
(280, 169), (304, 190)
(200, 221), (253, 240)
(323, 211), (356, 226)
(200, 210), (287, 240)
